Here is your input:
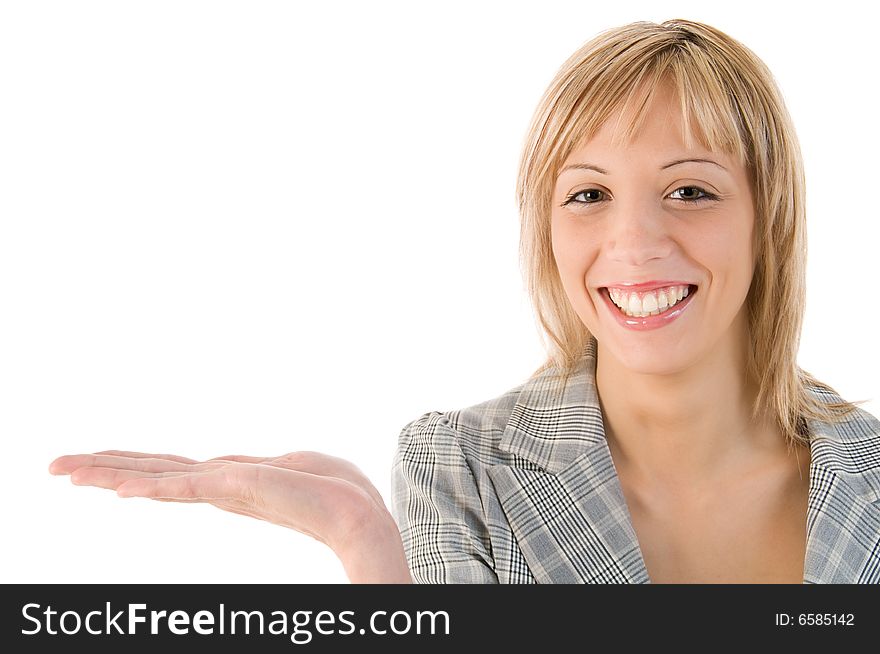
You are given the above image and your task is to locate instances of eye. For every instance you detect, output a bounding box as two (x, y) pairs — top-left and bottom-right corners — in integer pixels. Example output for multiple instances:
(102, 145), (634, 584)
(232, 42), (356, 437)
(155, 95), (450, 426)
(560, 188), (606, 206)
(668, 186), (718, 204)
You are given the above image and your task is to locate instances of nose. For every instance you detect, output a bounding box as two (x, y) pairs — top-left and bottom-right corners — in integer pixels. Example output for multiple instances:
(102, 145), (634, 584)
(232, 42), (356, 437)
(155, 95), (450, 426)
(606, 198), (673, 266)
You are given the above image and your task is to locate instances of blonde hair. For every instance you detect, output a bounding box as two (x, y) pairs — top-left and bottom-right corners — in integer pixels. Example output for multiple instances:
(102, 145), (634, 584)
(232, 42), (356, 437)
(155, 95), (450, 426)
(516, 18), (868, 449)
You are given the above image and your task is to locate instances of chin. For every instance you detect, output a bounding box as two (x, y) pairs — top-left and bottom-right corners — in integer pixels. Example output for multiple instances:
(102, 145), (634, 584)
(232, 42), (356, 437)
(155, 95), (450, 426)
(600, 336), (702, 376)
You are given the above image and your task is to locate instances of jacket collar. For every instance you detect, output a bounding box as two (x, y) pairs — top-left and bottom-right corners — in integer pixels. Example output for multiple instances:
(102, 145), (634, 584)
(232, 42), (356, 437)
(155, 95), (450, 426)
(489, 336), (880, 583)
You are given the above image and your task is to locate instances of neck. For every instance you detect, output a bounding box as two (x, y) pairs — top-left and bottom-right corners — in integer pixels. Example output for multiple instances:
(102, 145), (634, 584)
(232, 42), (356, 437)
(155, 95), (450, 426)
(595, 313), (778, 492)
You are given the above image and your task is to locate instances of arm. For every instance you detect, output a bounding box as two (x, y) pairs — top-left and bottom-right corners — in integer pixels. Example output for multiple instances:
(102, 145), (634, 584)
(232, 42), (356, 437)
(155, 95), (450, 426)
(391, 412), (498, 583)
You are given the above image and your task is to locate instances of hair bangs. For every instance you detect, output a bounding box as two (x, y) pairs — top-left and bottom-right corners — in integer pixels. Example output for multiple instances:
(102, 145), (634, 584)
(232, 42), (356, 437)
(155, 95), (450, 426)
(547, 46), (749, 184)
(667, 57), (749, 169)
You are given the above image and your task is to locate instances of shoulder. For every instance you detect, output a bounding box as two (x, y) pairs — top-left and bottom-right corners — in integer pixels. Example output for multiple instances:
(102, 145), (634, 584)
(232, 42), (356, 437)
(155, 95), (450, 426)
(391, 385), (538, 584)
(803, 383), (880, 446)
(395, 350), (599, 474)
(395, 379), (529, 467)
(803, 383), (880, 503)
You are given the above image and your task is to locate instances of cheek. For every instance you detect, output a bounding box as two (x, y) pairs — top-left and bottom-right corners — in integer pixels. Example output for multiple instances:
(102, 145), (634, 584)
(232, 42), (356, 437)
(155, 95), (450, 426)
(690, 215), (754, 290)
(717, 218), (754, 277)
(551, 217), (598, 279)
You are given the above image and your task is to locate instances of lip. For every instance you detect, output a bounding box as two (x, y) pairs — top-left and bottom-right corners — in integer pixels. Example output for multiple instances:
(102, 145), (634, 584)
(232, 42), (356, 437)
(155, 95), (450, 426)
(602, 280), (696, 292)
(599, 284), (698, 331)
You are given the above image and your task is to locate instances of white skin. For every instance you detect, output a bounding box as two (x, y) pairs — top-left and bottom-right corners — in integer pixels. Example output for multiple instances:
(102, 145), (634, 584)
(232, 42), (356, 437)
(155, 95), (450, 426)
(49, 80), (807, 584)
(552, 80), (809, 509)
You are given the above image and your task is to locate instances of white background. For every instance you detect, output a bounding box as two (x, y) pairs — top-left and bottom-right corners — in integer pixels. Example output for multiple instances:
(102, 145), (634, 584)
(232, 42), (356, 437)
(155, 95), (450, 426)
(2, 1), (877, 583)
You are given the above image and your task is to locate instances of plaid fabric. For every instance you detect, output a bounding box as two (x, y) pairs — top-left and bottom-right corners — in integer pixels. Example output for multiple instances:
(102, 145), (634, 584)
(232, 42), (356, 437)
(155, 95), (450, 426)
(391, 336), (880, 584)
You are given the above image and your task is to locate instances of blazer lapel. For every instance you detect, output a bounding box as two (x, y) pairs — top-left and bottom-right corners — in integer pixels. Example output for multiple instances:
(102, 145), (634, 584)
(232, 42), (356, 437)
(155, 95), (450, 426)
(802, 398), (880, 583)
(487, 336), (880, 584)
(487, 337), (650, 583)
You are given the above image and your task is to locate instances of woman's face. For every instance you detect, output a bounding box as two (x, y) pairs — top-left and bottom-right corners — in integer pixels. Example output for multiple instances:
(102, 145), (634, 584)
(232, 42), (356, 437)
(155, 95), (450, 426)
(551, 83), (756, 375)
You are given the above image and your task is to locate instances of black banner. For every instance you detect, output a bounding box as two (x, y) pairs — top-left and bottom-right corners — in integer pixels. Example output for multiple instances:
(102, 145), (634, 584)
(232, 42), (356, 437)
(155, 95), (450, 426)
(1, 584), (874, 651)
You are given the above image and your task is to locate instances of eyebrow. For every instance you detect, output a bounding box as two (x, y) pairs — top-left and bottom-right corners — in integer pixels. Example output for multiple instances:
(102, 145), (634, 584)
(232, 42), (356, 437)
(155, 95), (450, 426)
(559, 158), (728, 175)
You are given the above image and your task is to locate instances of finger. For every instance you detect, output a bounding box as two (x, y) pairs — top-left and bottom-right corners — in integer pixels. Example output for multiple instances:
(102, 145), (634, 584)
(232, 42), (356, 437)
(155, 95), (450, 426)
(207, 454), (271, 464)
(123, 463), (342, 521)
(70, 467), (191, 491)
(94, 450), (199, 464)
(117, 470), (240, 501)
(50, 454), (210, 476)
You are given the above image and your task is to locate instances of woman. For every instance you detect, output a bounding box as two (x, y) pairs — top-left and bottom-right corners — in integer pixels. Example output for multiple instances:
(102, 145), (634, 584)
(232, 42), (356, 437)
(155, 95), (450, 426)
(49, 19), (879, 584)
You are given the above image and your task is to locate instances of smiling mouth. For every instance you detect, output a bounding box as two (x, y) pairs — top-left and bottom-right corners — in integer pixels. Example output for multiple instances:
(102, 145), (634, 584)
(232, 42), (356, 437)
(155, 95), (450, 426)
(601, 284), (698, 318)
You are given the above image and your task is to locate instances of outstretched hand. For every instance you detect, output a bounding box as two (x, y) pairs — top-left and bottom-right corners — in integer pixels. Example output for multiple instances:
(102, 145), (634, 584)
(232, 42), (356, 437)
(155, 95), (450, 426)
(49, 450), (412, 583)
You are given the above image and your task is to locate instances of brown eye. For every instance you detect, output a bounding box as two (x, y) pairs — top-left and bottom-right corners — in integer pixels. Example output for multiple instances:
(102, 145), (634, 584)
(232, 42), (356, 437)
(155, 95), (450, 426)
(562, 189), (605, 206)
(669, 186), (717, 203)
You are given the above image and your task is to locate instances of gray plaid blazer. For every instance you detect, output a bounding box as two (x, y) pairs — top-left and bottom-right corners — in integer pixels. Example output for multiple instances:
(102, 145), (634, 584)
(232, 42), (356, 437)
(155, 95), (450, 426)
(390, 337), (880, 583)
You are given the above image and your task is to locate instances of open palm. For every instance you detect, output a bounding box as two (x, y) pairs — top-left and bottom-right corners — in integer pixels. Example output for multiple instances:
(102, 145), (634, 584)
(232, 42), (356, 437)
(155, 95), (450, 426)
(49, 449), (411, 583)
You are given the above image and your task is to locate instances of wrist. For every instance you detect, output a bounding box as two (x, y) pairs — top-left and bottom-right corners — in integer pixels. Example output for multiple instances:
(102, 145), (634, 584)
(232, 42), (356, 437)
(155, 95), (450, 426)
(334, 508), (412, 584)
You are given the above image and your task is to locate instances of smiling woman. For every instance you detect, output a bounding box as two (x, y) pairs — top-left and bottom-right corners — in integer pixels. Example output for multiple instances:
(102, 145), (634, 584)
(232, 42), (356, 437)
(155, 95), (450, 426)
(50, 18), (880, 584)
(518, 23), (857, 448)
(544, 75), (811, 582)
(392, 18), (880, 584)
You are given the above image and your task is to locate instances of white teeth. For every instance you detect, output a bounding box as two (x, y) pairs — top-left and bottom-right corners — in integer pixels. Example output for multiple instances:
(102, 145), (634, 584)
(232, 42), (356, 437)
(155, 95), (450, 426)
(608, 285), (692, 318)
(627, 294), (641, 315)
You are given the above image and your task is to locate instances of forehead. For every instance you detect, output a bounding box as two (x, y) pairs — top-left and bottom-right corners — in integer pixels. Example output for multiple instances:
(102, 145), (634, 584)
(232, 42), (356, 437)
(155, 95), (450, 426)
(573, 85), (692, 155)
(559, 78), (746, 173)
